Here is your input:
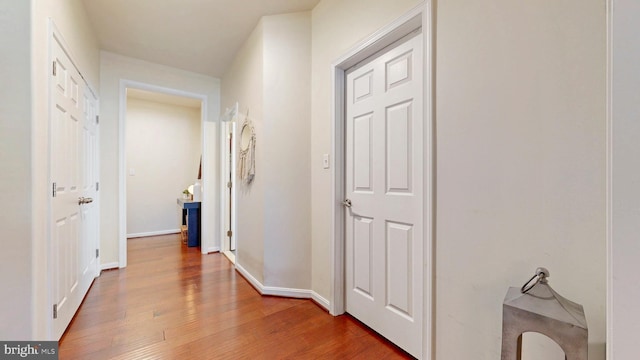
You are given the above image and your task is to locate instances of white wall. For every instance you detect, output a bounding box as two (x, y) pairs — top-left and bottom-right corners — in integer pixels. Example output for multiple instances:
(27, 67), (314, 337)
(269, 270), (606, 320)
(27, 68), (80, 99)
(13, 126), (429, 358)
(100, 51), (221, 264)
(610, 0), (640, 358)
(221, 12), (312, 289)
(311, 0), (606, 359)
(436, 1), (605, 358)
(126, 97), (202, 236)
(262, 13), (312, 289)
(0, 0), (99, 340)
(0, 0), (33, 341)
(221, 19), (265, 282)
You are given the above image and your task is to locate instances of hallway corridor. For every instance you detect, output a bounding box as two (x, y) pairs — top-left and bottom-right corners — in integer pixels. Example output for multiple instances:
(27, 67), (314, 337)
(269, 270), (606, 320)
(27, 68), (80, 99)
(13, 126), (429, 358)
(58, 235), (412, 359)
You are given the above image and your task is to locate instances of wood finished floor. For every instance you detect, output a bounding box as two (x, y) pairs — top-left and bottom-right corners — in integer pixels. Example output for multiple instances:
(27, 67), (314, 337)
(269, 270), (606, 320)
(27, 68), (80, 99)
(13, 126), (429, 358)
(59, 234), (413, 359)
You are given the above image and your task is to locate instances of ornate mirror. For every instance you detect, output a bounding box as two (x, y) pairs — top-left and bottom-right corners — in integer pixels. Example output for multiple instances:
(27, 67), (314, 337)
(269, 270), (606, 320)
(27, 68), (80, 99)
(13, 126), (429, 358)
(238, 118), (256, 184)
(240, 123), (252, 152)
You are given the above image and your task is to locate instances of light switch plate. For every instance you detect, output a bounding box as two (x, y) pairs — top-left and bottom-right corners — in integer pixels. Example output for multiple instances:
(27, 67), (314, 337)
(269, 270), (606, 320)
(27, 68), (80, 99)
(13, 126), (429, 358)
(129, 168), (135, 176)
(322, 154), (330, 169)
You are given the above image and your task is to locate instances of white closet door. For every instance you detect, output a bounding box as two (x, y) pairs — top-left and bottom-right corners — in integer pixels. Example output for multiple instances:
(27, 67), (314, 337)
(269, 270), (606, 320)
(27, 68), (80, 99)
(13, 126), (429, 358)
(345, 32), (424, 359)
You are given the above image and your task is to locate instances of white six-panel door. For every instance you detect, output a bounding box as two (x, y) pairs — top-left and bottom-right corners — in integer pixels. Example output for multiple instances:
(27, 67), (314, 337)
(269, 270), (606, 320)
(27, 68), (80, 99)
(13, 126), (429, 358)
(345, 32), (423, 358)
(81, 85), (99, 288)
(51, 33), (99, 340)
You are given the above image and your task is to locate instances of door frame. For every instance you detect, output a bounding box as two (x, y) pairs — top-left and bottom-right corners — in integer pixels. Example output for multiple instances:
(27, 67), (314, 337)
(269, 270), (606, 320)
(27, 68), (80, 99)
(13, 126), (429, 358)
(118, 80), (209, 267)
(330, 2), (434, 358)
(219, 104), (238, 263)
(606, 0), (640, 357)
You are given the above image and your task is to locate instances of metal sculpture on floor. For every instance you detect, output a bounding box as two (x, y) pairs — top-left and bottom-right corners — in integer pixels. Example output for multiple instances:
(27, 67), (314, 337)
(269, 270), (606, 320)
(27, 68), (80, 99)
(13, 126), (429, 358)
(501, 267), (588, 360)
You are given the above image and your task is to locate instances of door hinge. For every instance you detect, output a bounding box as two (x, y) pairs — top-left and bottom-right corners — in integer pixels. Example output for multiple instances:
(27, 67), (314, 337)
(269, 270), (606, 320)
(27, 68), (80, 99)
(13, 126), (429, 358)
(227, 181), (232, 189)
(96, 115), (99, 124)
(53, 304), (58, 319)
(52, 182), (57, 198)
(52, 61), (57, 76)
(96, 249), (99, 258)
(96, 182), (99, 191)
(227, 230), (232, 237)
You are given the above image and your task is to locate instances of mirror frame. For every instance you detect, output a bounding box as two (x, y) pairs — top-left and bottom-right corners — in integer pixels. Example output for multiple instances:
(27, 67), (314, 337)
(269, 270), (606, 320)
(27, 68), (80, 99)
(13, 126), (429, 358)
(238, 117), (256, 184)
(240, 123), (252, 152)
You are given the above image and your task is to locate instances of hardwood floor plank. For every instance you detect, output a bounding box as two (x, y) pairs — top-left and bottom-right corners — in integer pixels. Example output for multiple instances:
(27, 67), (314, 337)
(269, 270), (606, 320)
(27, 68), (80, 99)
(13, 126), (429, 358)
(59, 234), (412, 359)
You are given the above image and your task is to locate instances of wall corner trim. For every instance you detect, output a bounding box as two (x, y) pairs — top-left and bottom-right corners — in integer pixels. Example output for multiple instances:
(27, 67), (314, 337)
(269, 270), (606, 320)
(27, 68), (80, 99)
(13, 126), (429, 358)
(235, 264), (330, 312)
(605, 0), (613, 358)
(205, 246), (221, 254)
(100, 262), (120, 271)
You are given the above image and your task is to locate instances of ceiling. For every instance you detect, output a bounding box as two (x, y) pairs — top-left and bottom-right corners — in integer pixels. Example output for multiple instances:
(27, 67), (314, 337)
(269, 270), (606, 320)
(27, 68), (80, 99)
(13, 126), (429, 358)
(82, 0), (321, 78)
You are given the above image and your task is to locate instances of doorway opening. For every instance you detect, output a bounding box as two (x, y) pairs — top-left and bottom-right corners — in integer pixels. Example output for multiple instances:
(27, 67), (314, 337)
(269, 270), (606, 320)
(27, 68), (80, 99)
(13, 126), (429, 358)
(220, 104), (238, 264)
(118, 80), (209, 267)
(125, 88), (202, 244)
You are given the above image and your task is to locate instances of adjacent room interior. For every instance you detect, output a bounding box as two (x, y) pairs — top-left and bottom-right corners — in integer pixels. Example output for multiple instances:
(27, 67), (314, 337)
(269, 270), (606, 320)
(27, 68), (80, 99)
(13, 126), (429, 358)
(125, 88), (203, 242)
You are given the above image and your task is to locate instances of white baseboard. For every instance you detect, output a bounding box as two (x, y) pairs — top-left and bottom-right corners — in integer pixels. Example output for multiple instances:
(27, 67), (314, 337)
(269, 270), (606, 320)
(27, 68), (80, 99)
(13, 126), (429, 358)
(263, 286), (313, 299)
(127, 229), (180, 238)
(205, 246), (220, 254)
(235, 263), (264, 293)
(222, 250), (236, 264)
(311, 291), (331, 311)
(100, 262), (119, 271)
(235, 263), (331, 312)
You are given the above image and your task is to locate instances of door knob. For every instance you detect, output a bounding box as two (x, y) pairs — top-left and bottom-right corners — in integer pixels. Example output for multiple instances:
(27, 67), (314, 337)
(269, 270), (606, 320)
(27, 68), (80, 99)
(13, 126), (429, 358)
(78, 197), (94, 205)
(342, 199), (352, 208)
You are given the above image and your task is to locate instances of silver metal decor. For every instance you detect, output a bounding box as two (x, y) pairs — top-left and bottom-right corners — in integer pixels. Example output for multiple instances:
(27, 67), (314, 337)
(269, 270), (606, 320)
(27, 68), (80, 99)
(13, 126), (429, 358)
(501, 268), (588, 360)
